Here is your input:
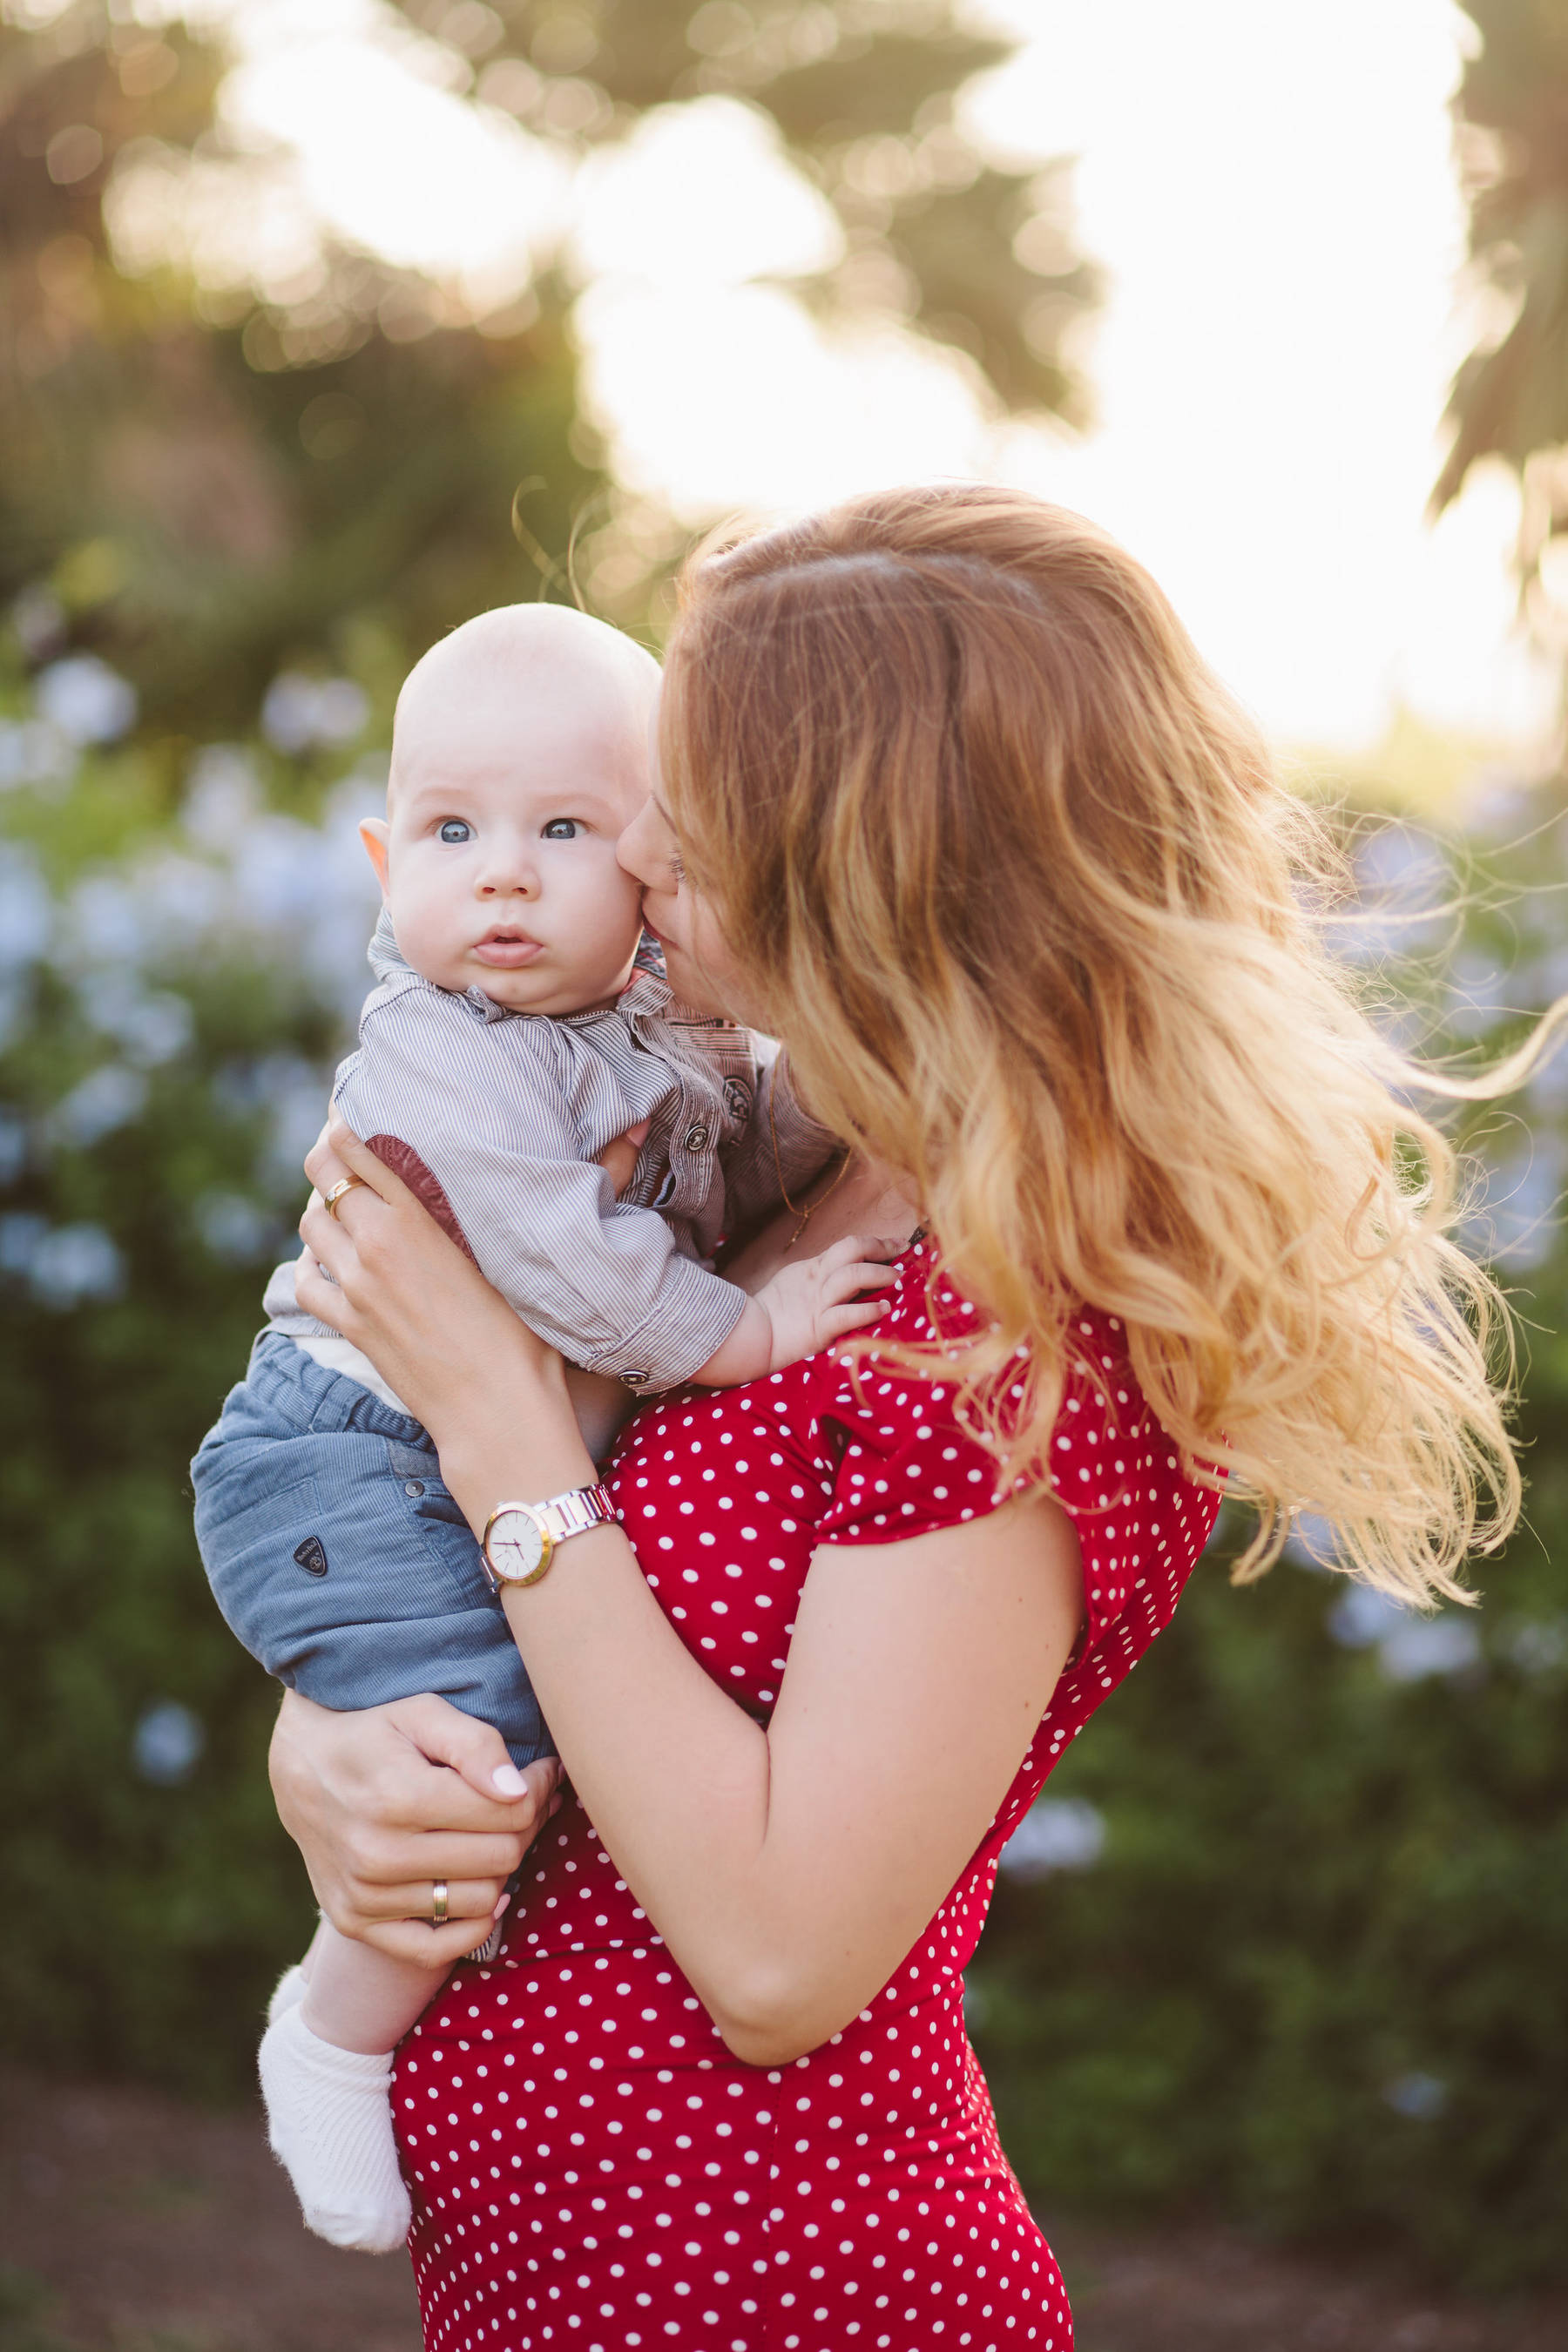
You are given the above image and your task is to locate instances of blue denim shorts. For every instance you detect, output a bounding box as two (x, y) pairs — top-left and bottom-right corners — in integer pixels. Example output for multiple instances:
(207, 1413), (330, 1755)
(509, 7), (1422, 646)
(191, 1331), (550, 1767)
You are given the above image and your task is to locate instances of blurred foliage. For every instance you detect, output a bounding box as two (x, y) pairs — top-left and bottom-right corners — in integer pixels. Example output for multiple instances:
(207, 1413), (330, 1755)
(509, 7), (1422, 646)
(971, 783), (1568, 2295)
(1436, 0), (1568, 645)
(973, 1517), (1568, 2298)
(1, 0), (1565, 2308)
(0, 0), (1094, 2099)
(0, 0), (1093, 791)
(1, 3), (599, 760)
(435, 0), (1098, 416)
(5, 711), (1568, 2288)
(0, 784), (364, 2092)
(0, 2265), (74, 2352)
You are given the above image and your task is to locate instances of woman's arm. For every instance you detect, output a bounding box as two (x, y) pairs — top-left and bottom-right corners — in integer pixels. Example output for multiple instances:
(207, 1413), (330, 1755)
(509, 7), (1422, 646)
(299, 1129), (1083, 2065)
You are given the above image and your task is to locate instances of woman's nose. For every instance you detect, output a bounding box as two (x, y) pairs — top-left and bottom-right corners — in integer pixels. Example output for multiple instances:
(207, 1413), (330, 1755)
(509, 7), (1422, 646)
(616, 797), (662, 889)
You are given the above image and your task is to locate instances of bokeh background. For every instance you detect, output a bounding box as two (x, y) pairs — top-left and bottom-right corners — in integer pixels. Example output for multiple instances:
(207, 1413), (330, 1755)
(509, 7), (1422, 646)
(3, 0), (1568, 2342)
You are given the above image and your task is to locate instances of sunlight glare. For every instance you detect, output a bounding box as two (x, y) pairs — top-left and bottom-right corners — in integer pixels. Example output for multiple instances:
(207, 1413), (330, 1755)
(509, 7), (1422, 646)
(219, 0), (1555, 748)
(228, 29), (569, 306)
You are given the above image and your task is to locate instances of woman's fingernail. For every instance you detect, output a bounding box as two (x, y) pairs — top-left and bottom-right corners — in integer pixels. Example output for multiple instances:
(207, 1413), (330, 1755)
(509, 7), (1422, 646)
(492, 1893), (512, 1920)
(491, 1764), (528, 1796)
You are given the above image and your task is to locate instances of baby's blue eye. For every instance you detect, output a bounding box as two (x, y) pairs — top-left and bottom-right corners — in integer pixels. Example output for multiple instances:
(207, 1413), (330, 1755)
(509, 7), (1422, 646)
(542, 819), (580, 840)
(438, 819), (472, 844)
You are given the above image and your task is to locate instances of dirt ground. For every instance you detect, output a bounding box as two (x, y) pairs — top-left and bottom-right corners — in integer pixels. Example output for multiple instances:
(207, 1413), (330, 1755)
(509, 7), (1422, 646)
(1, 2067), (1562, 2352)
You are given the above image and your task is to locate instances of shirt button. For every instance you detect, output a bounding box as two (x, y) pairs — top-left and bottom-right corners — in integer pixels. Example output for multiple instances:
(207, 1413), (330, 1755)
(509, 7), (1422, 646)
(403, 1479), (425, 1497)
(684, 1125), (710, 1152)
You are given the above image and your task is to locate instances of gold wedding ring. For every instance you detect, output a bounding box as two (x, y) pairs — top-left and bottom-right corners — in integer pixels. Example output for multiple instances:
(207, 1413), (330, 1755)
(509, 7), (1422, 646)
(430, 1879), (449, 1927)
(323, 1175), (367, 1220)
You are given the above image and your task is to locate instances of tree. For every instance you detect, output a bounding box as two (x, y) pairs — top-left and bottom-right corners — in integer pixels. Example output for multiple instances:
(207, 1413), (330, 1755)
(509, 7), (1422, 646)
(1432, 0), (1568, 639)
(0, 0), (1098, 2094)
(2, 0), (1096, 774)
(2, 3), (598, 753)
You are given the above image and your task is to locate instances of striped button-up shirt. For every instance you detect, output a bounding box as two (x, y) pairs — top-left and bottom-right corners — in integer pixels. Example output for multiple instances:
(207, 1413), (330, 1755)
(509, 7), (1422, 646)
(263, 917), (835, 1394)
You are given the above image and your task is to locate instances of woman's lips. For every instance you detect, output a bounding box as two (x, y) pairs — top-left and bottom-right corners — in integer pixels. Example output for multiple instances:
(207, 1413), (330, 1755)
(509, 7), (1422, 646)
(473, 934), (544, 967)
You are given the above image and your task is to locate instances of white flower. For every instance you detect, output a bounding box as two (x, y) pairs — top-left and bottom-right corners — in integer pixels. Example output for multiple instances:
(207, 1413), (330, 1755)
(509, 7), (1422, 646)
(35, 654), (138, 746)
(29, 1222), (126, 1309)
(1328, 1585), (1483, 1682)
(999, 1797), (1106, 1881)
(261, 672), (368, 754)
(183, 745), (264, 849)
(132, 1701), (206, 1787)
(193, 1190), (276, 1263)
(51, 1064), (148, 1148)
(0, 718), (72, 793)
(1383, 2072), (1447, 2122)
(0, 846), (52, 970)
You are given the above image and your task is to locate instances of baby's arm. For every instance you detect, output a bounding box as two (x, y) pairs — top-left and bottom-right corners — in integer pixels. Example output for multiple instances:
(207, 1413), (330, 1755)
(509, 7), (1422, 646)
(339, 999), (746, 1392)
(341, 998), (889, 1396)
(693, 1236), (896, 1386)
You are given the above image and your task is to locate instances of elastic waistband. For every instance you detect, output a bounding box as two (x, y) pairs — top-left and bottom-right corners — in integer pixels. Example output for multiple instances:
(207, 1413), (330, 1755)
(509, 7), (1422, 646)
(242, 1329), (433, 1447)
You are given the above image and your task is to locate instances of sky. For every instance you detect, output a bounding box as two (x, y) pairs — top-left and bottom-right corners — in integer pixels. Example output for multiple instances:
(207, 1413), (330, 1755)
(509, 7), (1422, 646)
(198, 0), (1556, 752)
(970, 0), (1553, 749)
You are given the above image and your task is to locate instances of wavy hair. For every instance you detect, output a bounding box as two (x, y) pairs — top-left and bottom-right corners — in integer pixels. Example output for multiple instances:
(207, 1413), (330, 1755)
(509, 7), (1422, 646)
(659, 483), (1558, 1603)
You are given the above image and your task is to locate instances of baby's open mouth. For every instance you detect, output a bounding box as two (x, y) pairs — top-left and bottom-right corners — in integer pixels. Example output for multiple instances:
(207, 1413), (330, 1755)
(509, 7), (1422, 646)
(473, 927), (544, 968)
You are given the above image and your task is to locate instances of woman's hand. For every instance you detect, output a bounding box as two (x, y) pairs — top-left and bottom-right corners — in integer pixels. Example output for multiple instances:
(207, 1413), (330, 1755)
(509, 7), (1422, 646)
(302, 1112), (649, 1206)
(297, 1119), (569, 1443)
(269, 1690), (562, 1968)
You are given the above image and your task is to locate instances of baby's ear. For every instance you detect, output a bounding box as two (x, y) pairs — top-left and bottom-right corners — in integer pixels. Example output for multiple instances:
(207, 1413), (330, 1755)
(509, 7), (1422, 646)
(359, 817), (392, 900)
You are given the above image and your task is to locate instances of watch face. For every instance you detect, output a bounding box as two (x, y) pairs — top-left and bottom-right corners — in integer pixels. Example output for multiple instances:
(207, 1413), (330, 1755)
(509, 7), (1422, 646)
(488, 1508), (546, 1583)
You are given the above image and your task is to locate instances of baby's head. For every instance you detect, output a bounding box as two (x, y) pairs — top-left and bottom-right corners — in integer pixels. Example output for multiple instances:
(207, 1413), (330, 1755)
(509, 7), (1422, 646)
(361, 605), (659, 1016)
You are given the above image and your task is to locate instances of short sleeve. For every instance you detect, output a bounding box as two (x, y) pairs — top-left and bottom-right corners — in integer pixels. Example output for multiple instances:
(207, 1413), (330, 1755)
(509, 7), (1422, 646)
(815, 1246), (1012, 1546)
(818, 1367), (1007, 1545)
(813, 1261), (1197, 1664)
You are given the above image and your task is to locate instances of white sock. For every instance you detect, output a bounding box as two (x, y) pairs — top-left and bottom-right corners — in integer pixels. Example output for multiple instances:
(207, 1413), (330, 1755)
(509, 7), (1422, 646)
(267, 1963), (309, 2025)
(257, 2000), (410, 2254)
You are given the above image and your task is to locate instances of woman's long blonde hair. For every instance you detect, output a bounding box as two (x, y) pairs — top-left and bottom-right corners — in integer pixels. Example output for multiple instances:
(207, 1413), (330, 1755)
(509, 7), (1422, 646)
(659, 483), (1555, 1604)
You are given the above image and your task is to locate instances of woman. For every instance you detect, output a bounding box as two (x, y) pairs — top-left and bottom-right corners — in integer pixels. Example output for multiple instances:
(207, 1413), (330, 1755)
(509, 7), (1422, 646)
(271, 486), (1519, 2351)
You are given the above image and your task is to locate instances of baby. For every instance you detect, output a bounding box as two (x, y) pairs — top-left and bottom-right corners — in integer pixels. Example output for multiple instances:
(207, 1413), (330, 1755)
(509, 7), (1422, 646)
(192, 605), (880, 2254)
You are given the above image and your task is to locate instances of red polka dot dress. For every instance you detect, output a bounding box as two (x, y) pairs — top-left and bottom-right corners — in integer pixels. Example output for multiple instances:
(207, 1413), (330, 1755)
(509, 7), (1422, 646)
(396, 1243), (1220, 2352)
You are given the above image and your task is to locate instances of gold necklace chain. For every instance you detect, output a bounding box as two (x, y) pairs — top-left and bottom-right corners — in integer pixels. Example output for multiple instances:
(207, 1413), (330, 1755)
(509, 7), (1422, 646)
(767, 1074), (850, 1249)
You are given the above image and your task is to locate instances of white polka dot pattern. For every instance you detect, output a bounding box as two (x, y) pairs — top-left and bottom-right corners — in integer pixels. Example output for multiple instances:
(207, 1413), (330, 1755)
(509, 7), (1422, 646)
(397, 1244), (1219, 2350)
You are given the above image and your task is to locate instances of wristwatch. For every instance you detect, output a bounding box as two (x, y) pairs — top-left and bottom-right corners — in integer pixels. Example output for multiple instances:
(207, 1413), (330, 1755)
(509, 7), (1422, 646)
(480, 1484), (618, 1591)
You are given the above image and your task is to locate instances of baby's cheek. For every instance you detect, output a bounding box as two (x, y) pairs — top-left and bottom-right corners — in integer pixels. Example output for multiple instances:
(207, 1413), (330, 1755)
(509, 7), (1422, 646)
(571, 854), (645, 965)
(387, 877), (468, 990)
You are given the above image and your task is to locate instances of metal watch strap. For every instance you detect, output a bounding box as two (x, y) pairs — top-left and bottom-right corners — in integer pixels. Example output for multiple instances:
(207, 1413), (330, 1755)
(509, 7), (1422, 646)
(534, 1483), (618, 1544)
(480, 1482), (618, 1592)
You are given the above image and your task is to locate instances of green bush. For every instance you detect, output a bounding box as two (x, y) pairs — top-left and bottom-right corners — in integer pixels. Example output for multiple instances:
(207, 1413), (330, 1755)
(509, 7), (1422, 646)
(3, 732), (1567, 2292)
(971, 1524), (1568, 2293)
(970, 801), (1568, 2293)
(0, 0), (1093, 2127)
(0, 759), (367, 2095)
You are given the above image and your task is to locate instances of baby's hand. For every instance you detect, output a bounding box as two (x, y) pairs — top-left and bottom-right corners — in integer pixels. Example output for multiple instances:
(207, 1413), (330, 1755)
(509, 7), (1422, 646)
(693, 1238), (898, 1387)
(754, 1235), (899, 1371)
